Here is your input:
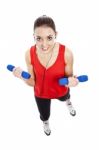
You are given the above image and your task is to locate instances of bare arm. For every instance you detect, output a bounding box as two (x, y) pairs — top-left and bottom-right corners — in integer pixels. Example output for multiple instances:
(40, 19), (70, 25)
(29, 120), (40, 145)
(64, 47), (79, 87)
(64, 47), (73, 77)
(24, 49), (35, 86)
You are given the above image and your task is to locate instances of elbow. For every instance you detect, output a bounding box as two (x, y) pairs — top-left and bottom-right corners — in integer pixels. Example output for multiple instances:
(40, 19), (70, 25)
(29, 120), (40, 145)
(25, 78), (35, 87)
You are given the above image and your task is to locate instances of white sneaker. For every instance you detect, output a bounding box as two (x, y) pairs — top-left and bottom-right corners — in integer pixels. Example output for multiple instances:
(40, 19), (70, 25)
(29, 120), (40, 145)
(43, 120), (51, 136)
(66, 99), (76, 116)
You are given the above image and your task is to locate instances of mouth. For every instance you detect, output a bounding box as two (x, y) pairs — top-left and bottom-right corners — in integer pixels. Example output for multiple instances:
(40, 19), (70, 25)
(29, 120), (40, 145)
(42, 47), (49, 51)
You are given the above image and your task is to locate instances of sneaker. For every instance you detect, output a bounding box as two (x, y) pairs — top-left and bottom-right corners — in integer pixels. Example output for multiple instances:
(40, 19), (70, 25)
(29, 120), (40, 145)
(43, 120), (51, 136)
(66, 99), (76, 116)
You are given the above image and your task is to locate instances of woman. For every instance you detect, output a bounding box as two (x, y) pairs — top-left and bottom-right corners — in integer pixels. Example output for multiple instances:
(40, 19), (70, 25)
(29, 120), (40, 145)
(13, 15), (79, 136)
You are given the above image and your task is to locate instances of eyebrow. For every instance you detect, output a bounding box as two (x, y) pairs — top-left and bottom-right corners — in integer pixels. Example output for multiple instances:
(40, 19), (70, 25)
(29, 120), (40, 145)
(36, 36), (41, 38)
(36, 35), (53, 38)
(47, 35), (53, 36)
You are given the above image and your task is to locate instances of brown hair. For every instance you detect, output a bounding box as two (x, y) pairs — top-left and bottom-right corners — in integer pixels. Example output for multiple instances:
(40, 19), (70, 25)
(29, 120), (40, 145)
(34, 15), (56, 33)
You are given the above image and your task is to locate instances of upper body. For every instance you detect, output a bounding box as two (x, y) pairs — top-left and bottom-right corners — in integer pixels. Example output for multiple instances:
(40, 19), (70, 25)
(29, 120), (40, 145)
(13, 15), (79, 98)
(25, 42), (75, 98)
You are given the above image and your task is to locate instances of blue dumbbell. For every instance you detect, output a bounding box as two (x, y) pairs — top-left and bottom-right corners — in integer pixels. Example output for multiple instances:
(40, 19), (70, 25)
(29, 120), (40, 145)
(7, 64), (31, 79)
(59, 75), (88, 85)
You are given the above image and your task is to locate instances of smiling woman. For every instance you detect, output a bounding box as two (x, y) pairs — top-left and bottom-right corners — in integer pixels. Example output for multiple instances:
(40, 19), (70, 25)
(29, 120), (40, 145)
(33, 16), (57, 53)
(12, 15), (79, 136)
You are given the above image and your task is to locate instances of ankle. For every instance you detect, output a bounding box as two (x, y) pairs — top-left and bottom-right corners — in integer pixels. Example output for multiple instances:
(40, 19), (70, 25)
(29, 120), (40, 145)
(43, 120), (49, 124)
(66, 99), (72, 105)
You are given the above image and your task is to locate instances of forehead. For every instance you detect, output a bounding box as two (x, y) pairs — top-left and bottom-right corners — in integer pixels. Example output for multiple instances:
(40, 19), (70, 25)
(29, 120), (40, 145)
(34, 26), (55, 36)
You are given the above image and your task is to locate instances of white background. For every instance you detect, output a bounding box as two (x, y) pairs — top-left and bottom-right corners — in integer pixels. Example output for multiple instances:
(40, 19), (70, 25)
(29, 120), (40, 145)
(0, 0), (99, 150)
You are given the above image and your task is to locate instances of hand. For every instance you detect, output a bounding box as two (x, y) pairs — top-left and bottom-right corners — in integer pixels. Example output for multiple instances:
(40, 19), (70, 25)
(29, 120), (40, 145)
(67, 76), (79, 87)
(13, 67), (23, 78)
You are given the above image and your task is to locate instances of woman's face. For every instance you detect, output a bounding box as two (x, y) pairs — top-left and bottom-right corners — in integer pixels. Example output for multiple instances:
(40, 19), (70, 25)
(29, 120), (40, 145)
(34, 26), (56, 52)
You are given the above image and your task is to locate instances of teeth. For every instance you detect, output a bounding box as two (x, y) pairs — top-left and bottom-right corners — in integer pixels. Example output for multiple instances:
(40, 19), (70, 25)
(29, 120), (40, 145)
(42, 48), (48, 51)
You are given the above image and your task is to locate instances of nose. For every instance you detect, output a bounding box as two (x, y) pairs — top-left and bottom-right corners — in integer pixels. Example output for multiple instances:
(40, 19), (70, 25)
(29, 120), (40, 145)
(42, 39), (48, 48)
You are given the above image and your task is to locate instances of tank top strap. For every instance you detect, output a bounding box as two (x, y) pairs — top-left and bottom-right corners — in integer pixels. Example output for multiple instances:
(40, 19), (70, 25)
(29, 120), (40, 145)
(30, 45), (36, 65)
(58, 44), (65, 63)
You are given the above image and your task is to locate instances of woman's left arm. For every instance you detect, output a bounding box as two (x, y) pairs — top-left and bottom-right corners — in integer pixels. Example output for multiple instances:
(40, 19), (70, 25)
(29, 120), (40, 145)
(64, 47), (79, 87)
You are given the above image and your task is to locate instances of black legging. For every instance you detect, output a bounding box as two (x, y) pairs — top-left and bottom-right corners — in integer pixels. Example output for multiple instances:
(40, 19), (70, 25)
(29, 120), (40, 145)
(35, 89), (70, 121)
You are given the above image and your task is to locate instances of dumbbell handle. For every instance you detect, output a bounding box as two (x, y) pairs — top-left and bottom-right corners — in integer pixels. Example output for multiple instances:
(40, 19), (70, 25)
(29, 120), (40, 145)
(59, 75), (88, 85)
(7, 64), (31, 79)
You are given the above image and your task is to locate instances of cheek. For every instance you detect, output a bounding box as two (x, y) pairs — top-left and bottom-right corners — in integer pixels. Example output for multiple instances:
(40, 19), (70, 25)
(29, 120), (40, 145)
(34, 39), (55, 48)
(36, 41), (54, 46)
(48, 41), (55, 46)
(35, 41), (42, 47)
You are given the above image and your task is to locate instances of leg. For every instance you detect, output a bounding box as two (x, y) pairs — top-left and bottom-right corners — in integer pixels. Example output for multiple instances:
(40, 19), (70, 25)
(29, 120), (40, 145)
(35, 96), (51, 135)
(58, 88), (76, 116)
(35, 96), (51, 121)
(66, 98), (76, 116)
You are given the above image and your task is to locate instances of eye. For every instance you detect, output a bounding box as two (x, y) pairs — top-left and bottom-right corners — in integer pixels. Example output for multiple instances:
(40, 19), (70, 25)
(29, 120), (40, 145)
(47, 36), (53, 41)
(36, 37), (41, 41)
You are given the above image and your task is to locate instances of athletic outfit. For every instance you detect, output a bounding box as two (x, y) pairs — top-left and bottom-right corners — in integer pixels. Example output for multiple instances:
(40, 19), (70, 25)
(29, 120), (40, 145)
(30, 44), (71, 121)
(30, 43), (76, 135)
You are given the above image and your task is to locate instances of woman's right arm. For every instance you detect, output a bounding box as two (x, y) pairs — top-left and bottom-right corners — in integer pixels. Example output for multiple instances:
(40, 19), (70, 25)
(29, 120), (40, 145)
(24, 49), (35, 86)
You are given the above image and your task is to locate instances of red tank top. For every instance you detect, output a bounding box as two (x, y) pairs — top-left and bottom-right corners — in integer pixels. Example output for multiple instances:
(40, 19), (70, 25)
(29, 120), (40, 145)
(30, 44), (69, 99)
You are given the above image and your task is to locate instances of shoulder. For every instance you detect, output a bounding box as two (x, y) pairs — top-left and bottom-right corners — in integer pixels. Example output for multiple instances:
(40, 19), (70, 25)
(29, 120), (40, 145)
(25, 45), (35, 63)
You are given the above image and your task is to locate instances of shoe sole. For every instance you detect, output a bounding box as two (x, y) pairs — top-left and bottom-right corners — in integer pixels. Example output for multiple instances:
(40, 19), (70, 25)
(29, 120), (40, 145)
(70, 111), (76, 116)
(44, 131), (51, 136)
